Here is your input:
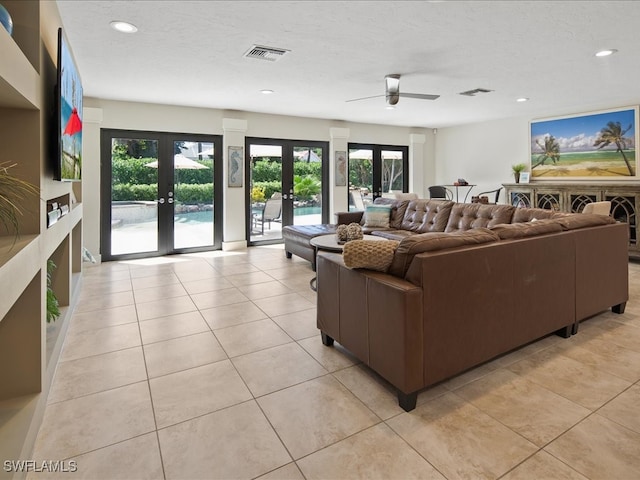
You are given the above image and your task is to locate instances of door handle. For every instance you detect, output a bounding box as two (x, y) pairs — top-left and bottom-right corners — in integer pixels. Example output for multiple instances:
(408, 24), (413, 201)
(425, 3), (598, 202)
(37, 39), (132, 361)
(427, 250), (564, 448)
(158, 198), (165, 204)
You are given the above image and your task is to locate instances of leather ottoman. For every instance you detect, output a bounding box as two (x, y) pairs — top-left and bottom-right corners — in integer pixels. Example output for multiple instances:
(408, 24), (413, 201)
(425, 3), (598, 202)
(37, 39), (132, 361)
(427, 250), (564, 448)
(283, 224), (337, 271)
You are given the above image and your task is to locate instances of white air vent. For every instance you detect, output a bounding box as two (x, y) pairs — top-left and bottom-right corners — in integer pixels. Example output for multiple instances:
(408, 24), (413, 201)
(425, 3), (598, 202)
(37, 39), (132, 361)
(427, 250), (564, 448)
(244, 45), (290, 62)
(459, 88), (493, 96)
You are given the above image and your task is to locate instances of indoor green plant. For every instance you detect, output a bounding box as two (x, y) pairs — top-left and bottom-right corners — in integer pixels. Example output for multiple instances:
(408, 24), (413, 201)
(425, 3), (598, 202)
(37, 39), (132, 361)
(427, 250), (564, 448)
(0, 161), (39, 241)
(511, 163), (527, 183)
(46, 259), (60, 323)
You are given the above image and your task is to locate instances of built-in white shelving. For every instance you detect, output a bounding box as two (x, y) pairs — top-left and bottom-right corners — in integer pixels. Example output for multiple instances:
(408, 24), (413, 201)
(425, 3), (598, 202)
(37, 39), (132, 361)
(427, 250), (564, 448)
(0, 2), (83, 476)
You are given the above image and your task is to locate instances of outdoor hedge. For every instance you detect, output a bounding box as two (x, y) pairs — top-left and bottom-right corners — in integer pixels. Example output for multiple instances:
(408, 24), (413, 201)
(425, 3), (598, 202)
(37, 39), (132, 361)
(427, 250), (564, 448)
(112, 183), (213, 204)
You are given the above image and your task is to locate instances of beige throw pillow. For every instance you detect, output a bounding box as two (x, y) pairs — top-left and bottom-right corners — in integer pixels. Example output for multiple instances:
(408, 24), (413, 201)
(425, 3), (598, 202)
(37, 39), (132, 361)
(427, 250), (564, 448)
(343, 240), (400, 272)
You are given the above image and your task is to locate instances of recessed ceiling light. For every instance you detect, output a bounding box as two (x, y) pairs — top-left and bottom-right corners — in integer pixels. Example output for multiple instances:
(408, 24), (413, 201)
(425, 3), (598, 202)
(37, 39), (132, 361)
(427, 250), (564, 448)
(516, 97), (529, 102)
(595, 49), (617, 57)
(110, 21), (138, 33)
(260, 89), (274, 95)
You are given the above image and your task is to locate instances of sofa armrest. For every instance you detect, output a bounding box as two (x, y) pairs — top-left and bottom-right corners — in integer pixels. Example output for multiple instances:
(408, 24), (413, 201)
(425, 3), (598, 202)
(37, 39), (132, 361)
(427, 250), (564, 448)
(316, 252), (423, 394)
(335, 211), (364, 225)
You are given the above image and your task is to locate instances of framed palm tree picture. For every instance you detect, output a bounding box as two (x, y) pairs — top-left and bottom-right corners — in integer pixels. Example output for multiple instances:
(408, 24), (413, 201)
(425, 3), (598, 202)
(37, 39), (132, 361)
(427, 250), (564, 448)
(530, 106), (638, 179)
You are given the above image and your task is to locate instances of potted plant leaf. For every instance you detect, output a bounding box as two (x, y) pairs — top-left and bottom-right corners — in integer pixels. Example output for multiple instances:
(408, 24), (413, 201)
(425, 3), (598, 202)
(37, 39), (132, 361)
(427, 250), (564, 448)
(511, 163), (527, 183)
(46, 259), (60, 323)
(0, 161), (39, 242)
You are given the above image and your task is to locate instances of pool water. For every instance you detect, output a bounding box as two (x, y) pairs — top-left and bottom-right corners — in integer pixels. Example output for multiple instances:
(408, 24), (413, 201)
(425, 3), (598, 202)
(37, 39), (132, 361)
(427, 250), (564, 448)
(175, 206), (321, 223)
(294, 206), (321, 215)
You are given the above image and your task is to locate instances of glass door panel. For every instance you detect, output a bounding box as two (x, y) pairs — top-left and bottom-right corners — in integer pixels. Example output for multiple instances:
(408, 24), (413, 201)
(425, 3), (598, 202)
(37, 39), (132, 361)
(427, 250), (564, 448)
(102, 130), (222, 261)
(110, 137), (159, 255)
(348, 145), (408, 210)
(247, 139), (328, 245)
(249, 144), (283, 243)
(381, 150), (405, 198)
(293, 146), (322, 226)
(348, 148), (373, 211)
(173, 140), (214, 249)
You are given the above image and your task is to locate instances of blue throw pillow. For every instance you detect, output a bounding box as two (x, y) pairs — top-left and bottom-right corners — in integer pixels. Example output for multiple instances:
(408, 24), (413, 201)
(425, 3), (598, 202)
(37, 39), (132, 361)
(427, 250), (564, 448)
(363, 204), (391, 228)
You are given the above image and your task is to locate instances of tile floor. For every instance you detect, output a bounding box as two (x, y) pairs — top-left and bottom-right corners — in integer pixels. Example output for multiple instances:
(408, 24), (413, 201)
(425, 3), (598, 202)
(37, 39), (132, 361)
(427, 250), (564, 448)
(28, 246), (640, 479)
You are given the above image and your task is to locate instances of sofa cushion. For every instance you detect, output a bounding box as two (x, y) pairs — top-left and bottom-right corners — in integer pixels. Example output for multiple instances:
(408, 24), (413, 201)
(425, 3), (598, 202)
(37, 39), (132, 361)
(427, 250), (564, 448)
(388, 227), (500, 278)
(490, 219), (563, 239)
(282, 224), (336, 243)
(343, 239), (400, 272)
(371, 197), (410, 229)
(551, 212), (616, 230)
(512, 207), (556, 223)
(445, 203), (515, 232)
(401, 199), (454, 233)
(371, 230), (417, 241)
(363, 204), (392, 228)
(394, 192), (419, 200)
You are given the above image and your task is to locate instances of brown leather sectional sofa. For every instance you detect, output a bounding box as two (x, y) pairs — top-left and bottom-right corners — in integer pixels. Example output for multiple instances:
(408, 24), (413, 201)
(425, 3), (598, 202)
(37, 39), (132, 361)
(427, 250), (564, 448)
(310, 198), (628, 411)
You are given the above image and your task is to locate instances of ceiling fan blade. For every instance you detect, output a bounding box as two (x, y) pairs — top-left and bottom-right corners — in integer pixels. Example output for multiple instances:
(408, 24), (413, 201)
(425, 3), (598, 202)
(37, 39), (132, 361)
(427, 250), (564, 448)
(346, 94), (385, 103)
(399, 92), (440, 100)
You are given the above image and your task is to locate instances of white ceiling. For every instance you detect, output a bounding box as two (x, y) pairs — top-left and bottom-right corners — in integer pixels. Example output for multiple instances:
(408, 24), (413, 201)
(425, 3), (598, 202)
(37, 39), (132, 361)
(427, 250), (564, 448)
(56, 0), (640, 129)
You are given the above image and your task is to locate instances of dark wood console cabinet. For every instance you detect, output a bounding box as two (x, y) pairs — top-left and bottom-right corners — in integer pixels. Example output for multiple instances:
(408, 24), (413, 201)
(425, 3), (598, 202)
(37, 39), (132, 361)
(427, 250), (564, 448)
(503, 182), (639, 258)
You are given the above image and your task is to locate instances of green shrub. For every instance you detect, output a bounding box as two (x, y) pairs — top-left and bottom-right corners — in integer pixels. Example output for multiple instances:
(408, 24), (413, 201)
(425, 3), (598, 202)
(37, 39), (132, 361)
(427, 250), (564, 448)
(112, 158), (158, 185)
(252, 160), (281, 182)
(252, 160), (321, 183)
(112, 183), (213, 204)
(112, 157), (213, 185)
(253, 181), (281, 200)
(294, 175), (321, 200)
(174, 183), (213, 204)
(112, 183), (157, 201)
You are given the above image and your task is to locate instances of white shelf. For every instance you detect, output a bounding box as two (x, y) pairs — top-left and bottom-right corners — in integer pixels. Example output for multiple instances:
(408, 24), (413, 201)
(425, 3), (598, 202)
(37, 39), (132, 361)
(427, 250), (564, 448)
(0, 27), (40, 110)
(0, 235), (40, 321)
(0, 0), (83, 468)
(0, 393), (41, 465)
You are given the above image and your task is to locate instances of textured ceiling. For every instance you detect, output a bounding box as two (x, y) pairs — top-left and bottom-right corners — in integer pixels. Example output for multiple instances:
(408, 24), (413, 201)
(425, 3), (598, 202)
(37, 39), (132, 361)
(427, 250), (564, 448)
(56, 0), (640, 129)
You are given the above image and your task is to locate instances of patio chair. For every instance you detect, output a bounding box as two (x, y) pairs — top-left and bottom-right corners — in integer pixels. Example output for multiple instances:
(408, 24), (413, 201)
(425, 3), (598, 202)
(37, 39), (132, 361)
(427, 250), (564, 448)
(253, 193), (282, 234)
(349, 190), (366, 211)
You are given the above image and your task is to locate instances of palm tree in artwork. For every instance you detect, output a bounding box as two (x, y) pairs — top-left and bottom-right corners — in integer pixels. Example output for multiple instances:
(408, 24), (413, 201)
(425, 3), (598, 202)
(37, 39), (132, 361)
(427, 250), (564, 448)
(593, 121), (635, 176)
(532, 135), (561, 169)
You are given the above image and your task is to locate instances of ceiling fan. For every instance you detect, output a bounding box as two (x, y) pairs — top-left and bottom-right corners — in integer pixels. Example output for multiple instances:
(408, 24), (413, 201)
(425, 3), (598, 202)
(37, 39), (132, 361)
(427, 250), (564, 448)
(347, 74), (440, 105)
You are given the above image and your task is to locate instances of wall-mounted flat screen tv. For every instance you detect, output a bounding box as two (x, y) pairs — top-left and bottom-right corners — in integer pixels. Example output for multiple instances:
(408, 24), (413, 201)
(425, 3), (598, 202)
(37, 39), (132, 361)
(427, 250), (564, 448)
(55, 27), (83, 181)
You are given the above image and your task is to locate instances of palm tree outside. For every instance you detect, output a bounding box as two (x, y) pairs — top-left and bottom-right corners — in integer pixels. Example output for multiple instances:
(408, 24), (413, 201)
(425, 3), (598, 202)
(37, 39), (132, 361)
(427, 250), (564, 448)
(593, 121), (635, 176)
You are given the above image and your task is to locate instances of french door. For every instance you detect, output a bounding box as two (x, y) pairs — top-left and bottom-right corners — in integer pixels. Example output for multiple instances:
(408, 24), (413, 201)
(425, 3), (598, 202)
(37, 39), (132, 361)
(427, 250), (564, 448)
(347, 144), (409, 211)
(246, 138), (328, 245)
(101, 129), (223, 261)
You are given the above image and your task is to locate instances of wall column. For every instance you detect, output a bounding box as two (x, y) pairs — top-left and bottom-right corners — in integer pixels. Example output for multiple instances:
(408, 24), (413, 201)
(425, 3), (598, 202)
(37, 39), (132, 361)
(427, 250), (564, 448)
(222, 118), (248, 251)
(409, 133), (426, 198)
(330, 127), (350, 219)
(83, 106), (103, 262)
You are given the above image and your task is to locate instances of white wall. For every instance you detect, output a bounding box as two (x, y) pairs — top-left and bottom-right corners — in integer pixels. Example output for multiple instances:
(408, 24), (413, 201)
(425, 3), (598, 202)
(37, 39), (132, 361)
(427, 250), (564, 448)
(82, 98), (432, 258)
(434, 116), (530, 202)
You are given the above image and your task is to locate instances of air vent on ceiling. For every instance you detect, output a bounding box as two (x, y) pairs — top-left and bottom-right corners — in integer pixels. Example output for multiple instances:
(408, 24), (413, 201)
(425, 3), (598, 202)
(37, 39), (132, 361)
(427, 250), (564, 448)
(244, 45), (290, 62)
(459, 88), (494, 97)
